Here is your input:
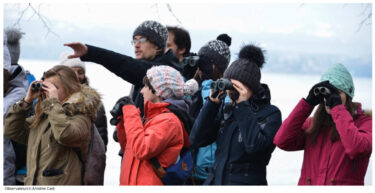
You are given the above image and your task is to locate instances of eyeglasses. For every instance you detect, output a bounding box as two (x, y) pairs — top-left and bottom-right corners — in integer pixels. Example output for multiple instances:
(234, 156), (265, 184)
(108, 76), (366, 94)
(131, 38), (147, 45)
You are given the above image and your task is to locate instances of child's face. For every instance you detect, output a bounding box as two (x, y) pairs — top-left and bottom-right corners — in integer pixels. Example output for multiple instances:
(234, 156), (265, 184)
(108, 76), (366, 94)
(140, 85), (159, 103)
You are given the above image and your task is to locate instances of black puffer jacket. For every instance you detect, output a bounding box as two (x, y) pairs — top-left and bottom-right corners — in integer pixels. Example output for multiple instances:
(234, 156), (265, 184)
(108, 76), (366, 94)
(81, 45), (184, 117)
(190, 84), (282, 185)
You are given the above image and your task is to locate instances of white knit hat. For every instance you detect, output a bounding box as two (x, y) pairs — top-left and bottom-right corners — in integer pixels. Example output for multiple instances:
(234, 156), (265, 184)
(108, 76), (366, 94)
(59, 52), (86, 72)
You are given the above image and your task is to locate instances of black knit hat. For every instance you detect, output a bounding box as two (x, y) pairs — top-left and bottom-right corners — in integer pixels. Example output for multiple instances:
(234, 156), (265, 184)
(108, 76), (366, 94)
(133, 20), (168, 52)
(198, 34), (231, 73)
(223, 44), (265, 92)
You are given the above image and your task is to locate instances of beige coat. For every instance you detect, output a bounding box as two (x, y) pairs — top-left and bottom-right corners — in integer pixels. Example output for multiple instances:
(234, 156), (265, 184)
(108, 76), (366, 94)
(4, 86), (101, 185)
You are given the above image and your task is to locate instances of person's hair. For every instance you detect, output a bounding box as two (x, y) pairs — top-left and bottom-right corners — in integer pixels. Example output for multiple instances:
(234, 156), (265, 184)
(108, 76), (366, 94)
(142, 76), (156, 94)
(305, 95), (357, 145)
(167, 26), (191, 57)
(212, 64), (223, 81)
(31, 65), (81, 128)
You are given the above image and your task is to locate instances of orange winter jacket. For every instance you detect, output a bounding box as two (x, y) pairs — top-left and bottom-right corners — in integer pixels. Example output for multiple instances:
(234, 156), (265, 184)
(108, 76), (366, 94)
(117, 100), (187, 185)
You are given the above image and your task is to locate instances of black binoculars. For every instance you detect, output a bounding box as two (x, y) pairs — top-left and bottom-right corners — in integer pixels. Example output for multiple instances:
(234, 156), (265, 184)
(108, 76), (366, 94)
(31, 82), (43, 91)
(109, 103), (124, 125)
(313, 86), (331, 96)
(182, 55), (200, 67)
(210, 78), (234, 91)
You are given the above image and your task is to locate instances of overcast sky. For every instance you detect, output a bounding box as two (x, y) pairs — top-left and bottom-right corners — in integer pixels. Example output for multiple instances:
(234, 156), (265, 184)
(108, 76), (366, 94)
(3, 2), (372, 76)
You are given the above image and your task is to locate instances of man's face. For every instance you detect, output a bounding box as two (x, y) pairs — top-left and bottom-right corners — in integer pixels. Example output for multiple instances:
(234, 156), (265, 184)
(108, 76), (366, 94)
(133, 35), (159, 60)
(166, 32), (178, 55)
(166, 32), (184, 62)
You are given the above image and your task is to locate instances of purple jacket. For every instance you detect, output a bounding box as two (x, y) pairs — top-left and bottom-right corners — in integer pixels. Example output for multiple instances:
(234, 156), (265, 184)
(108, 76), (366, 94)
(274, 99), (372, 185)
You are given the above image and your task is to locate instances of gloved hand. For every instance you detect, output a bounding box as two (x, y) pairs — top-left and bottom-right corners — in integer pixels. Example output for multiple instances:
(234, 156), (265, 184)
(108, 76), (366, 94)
(116, 96), (135, 106)
(325, 93), (342, 109)
(305, 80), (331, 106)
(110, 96), (134, 126)
(197, 55), (213, 81)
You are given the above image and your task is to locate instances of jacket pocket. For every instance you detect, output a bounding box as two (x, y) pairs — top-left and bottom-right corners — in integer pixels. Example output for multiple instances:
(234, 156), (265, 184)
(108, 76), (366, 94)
(42, 169), (63, 177)
(40, 170), (66, 185)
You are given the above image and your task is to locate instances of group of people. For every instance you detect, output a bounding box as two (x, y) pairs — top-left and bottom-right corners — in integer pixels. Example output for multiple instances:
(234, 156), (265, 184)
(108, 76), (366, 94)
(3, 20), (372, 186)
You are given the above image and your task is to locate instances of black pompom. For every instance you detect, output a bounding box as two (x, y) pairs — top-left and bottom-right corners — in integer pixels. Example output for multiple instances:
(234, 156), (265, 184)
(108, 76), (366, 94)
(217, 34), (231, 47)
(238, 44), (265, 68)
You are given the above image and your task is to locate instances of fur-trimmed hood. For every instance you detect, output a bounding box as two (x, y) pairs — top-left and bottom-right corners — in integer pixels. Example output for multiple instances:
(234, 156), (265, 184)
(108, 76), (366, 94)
(62, 85), (102, 121)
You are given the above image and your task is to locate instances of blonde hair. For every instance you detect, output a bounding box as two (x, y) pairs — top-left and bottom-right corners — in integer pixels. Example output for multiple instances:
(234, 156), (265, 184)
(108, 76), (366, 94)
(31, 65), (81, 128)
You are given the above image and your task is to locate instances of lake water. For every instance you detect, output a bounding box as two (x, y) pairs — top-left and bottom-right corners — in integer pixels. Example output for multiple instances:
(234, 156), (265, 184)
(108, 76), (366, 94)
(18, 59), (372, 185)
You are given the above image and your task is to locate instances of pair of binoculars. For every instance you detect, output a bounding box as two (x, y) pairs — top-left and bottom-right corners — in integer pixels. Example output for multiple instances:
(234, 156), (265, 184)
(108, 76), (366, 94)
(182, 55), (200, 67)
(210, 78), (234, 91)
(31, 82), (43, 91)
(313, 87), (331, 96)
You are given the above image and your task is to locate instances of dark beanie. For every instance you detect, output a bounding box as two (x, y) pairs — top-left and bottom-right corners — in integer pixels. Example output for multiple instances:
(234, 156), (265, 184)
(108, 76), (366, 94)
(198, 34), (231, 73)
(223, 44), (265, 92)
(133, 20), (168, 52)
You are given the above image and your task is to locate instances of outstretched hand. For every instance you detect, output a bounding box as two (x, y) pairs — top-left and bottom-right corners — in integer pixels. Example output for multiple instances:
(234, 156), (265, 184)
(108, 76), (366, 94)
(63, 42), (88, 58)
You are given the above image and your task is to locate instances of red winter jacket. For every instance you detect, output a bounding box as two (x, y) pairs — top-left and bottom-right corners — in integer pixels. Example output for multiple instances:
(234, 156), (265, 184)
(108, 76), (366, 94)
(274, 99), (372, 185)
(117, 100), (187, 185)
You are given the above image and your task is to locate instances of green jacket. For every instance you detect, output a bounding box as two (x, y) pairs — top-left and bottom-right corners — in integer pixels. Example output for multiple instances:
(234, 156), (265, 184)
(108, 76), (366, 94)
(4, 86), (101, 185)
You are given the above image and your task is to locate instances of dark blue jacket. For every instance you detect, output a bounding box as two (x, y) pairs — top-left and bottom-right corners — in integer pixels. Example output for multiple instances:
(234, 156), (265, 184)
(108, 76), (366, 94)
(189, 84), (282, 185)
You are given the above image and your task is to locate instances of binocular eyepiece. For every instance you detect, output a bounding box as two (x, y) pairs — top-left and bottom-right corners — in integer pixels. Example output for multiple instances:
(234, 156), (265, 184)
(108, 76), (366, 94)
(31, 82), (43, 91)
(313, 86), (331, 96)
(182, 56), (200, 67)
(210, 78), (234, 91)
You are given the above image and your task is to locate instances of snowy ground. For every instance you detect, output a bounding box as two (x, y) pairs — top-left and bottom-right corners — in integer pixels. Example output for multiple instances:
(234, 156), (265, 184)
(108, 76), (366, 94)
(19, 59), (372, 185)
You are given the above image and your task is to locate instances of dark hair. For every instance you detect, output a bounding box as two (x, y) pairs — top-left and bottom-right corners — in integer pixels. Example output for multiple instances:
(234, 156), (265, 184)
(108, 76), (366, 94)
(306, 95), (357, 145)
(142, 76), (156, 94)
(167, 26), (191, 57)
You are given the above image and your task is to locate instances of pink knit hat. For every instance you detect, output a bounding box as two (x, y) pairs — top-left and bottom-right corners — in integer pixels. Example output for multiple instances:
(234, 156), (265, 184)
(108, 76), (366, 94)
(146, 65), (198, 99)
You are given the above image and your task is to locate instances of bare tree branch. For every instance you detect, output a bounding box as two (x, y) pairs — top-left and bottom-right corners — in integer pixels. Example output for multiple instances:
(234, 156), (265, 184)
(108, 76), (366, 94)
(356, 4), (372, 33)
(12, 3), (30, 28)
(12, 3), (59, 38)
(166, 4), (182, 25)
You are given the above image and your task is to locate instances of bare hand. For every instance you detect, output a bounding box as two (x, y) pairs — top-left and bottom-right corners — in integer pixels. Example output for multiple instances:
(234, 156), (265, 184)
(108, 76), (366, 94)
(231, 79), (252, 103)
(42, 81), (59, 99)
(63, 42), (88, 58)
(24, 80), (43, 103)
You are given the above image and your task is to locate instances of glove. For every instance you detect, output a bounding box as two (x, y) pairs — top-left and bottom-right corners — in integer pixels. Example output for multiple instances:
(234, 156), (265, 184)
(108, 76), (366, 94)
(305, 80), (331, 106)
(116, 96), (135, 106)
(197, 55), (213, 81)
(325, 93), (342, 109)
(110, 96), (134, 125)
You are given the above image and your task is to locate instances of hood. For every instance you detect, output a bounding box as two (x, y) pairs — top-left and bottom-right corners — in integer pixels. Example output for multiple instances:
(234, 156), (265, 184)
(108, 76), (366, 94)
(164, 97), (194, 135)
(62, 85), (102, 121)
(154, 49), (184, 75)
(248, 83), (271, 111)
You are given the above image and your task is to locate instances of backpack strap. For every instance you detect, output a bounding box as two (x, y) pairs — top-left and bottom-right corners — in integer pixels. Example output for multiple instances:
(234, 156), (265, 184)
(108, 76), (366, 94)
(150, 158), (167, 179)
(9, 65), (22, 81)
